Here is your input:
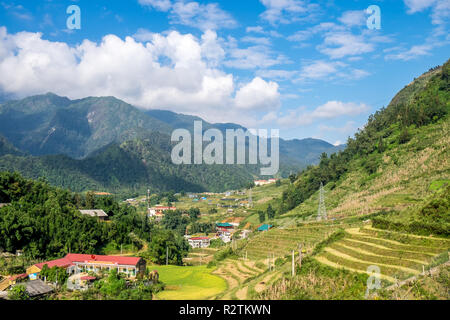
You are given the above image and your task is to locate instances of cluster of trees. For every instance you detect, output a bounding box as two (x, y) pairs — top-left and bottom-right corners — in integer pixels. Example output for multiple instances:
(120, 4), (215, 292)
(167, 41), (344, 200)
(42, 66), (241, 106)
(0, 171), (195, 266)
(257, 204), (277, 223)
(277, 59), (450, 215)
(39, 265), (68, 285)
(80, 269), (164, 300)
(0, 171), (153, 259)
(146, 229), (189, 265)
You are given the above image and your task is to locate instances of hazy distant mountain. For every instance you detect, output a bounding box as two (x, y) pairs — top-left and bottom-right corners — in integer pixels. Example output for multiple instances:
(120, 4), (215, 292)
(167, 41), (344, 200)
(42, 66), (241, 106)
(0, 93), (345, 193)
(0, 93), (172, 158)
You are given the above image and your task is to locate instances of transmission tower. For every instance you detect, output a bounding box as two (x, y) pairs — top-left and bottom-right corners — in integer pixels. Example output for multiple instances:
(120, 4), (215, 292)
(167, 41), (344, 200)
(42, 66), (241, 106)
(317, 182), (327, 221)
(248, 188), (253, 208)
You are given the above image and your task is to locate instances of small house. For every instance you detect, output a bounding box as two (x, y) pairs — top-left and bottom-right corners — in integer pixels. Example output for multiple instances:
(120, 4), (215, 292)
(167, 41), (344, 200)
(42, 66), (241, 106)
(257, 224), (273, 232)
(79, 209), (108, 221)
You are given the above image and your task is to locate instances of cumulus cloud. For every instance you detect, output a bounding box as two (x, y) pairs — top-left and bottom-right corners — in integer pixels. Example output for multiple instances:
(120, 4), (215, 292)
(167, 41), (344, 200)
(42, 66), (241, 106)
(235, 77), (281, 111)
(0, 27), (280, 126)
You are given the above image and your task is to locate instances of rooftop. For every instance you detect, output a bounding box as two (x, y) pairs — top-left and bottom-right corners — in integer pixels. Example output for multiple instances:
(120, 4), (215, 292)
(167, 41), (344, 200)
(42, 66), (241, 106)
(79, 209), (108, 218)
(34, 253), (142, 270)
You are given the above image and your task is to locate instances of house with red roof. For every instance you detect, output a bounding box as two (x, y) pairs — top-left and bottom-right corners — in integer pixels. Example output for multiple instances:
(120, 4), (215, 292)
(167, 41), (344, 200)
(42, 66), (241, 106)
(26, 253), (146, 279)
(188, 236), (210, 248)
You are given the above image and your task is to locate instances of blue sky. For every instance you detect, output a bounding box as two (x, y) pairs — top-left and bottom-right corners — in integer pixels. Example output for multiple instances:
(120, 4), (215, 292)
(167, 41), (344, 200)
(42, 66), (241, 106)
(0, 0), (448, 145)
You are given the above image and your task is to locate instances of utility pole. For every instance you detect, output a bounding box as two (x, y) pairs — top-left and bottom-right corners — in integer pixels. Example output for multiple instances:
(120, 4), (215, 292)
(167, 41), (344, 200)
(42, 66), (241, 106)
(291, 250), (295, 277)
(298, 243), (302, 270)
(317, 182), (327, 221)
(166, 246), (169, 266)
(272, 252), (275, 270)
(248, 189), (253, 208)
(121, 244), (123, 255)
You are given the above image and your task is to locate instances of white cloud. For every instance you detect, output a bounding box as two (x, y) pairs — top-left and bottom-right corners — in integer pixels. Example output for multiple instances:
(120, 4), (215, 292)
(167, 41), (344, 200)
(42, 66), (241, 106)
(241, 36), (271, 46)
(224, 44), (290, 70)
(385, 43), (434, 61)
(0, 27), (280, 126)
(297, 60), (369, 82)
(338, 10), (366, 27)
(246, 26), (265, 34)
(139, 0), (237, 30)
(259, 0), (320, 25)
(311, 101), (370, 118)
(404, 0), (450, 25)
(256, 69), (298, 81)
(404, 0), (436, 13)
(276, 101), (370, 127)
(139, 0), (172, 11)
(318, 32), (374, 59)
(235, 77), (281, 111)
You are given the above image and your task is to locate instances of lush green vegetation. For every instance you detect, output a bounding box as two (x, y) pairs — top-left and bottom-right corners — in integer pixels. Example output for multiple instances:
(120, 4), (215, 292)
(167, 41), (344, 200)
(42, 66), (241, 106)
(0, 171), (188, 261)
(372, 185), (450, 236)
(276, 59), (450, 232)
(78, 269), (163, 300)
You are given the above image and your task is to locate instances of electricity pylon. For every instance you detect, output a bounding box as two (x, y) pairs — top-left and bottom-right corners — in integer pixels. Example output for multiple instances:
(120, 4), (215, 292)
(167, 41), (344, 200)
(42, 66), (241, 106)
(317, 182), (327, 221)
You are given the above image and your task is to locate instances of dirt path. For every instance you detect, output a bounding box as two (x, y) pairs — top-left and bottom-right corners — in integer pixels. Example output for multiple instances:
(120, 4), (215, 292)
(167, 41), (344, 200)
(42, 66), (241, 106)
(254, 273), (275, 293)
(235, 286), (248, 300)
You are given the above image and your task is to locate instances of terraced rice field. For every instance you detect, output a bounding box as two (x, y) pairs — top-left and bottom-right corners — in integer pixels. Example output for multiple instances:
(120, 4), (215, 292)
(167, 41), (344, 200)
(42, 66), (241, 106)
(154, 265), (227, 300)
(242, 224), (355, 260)
(316, 226), (450, 283)
(211, 259), (266, 300)
(183, 248), (217, 266)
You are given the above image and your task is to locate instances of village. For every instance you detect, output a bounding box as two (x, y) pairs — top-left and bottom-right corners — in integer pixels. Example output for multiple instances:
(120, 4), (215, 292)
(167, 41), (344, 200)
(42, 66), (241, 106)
(0, 178), (279, 299)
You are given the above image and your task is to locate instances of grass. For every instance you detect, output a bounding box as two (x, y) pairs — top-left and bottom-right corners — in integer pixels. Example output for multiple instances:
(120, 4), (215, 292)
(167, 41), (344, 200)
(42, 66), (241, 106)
(153, 265), (227, 300)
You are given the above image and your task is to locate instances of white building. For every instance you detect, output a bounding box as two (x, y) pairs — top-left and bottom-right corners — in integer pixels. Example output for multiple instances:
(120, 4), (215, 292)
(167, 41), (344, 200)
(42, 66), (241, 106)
(188, 237), (211, 248)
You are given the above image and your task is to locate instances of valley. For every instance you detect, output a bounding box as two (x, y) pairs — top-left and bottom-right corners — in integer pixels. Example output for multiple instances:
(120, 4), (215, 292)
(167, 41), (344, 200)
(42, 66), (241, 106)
(0, 59), (449, 301)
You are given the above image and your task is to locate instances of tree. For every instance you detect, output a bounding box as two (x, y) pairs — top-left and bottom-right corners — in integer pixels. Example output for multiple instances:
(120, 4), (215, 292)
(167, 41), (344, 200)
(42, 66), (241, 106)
(399, 127), (411, 144)
(267, 204), (275, 220)
(275, 179), (281, 187)
(147, 229), (188, 265)
(258, 211), (266, 223)
(188, 207), (200, 221)
(289, 174), (297, 184)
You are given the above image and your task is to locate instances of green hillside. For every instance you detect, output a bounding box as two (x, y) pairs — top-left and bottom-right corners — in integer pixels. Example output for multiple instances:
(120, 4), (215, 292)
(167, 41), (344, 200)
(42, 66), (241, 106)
(271, 59), (449, 230)
(235, 59), (450, 300)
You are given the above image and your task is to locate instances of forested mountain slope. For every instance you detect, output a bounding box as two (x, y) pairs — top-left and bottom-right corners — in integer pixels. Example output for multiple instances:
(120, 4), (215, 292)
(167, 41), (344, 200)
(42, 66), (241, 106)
(272, 59), (449, 234)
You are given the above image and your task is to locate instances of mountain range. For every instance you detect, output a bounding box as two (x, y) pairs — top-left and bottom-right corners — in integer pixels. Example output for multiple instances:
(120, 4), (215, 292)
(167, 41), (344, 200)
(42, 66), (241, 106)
(0, 93), (344, 194)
